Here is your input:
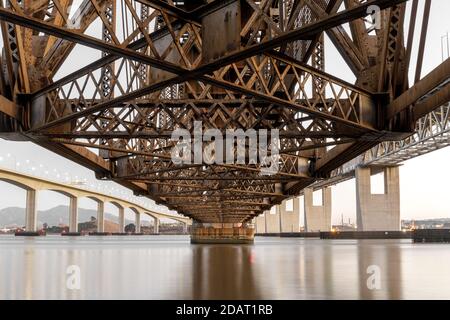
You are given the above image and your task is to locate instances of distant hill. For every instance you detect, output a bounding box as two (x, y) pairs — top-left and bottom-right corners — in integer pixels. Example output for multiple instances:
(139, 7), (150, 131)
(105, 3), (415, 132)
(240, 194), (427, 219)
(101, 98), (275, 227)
(0, 205), (140, 228)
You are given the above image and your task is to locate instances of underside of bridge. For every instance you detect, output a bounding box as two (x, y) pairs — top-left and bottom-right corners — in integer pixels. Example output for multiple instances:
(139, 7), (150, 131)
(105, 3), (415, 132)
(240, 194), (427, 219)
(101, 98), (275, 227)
(0, 0), (448, 237)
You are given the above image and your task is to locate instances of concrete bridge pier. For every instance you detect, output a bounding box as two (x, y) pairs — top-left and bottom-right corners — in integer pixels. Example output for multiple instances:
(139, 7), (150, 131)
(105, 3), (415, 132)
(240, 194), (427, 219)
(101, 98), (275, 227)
(304, 187), (332, 232)
(182, 222), (188, 234)
(97, 201), (105, 232)
(154, 217), (159, 234)
(265, 208), (280, 233)
(190, 223), (255, 244)
(25, 189), (37, 232)
(69, 197), (78, 233)
(135, 212), (141, 233)
(355, 166), (400, 231)
(118, 207), (125, 233)
(279, 198), (300, 233)
(255, 213), (266, 234)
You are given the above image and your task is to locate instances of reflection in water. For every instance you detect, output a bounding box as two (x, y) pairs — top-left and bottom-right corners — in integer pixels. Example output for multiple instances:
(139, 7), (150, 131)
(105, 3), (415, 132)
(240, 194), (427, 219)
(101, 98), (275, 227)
(0, 236), (450, 299)
(357, 240), (403, 299)
(192, 245), (261, 299)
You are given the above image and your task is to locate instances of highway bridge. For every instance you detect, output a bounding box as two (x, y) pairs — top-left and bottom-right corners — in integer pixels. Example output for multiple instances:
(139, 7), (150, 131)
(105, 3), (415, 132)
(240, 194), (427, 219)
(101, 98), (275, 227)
(0, 166), (191, 233)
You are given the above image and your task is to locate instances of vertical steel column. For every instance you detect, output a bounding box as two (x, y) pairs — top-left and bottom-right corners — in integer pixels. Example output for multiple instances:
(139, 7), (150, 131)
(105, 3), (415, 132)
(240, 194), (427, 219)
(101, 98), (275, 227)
(101, 0), (116, 98)
(312, 34), (325, 96)
(139, 3), (149, 88)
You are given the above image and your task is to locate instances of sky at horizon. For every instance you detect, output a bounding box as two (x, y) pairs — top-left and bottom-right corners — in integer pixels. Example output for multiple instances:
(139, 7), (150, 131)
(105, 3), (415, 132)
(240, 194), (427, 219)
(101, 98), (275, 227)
(0, 0), (449, 225)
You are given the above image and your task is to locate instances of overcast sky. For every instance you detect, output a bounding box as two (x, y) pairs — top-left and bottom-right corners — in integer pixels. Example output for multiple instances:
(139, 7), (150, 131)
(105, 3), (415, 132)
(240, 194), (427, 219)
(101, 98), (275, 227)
(0, 0), (449, 225)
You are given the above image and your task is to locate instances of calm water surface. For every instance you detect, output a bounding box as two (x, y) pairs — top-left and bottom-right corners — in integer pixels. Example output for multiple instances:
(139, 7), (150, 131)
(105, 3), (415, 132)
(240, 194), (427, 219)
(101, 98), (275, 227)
(0, 235), (449, 299)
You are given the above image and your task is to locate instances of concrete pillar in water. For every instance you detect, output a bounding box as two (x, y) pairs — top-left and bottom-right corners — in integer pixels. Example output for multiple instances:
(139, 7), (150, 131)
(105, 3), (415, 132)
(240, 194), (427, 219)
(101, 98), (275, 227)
(25, 189), (37, 232)
(69, 197), (78, 233)
(304, 187), (332, 232)
(97, 201), (105, 232)
(264, 208), (280, 233)
(135, 212), (141, 233)
(190, 222), (255, 244)
(154, 217), (159, 234)
(279, 198), (300, 233)
(356, 166), (400, 231)
(264, 184), (282, 233)
(118, 207), (125, 233)
(255, 213), (266, 234)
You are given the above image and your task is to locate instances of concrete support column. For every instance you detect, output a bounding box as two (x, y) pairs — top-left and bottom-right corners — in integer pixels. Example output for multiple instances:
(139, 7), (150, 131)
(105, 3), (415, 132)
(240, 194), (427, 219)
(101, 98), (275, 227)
(255, 214), (266, 234)
(182, 223), (188, 234)
(262, 184), (283, 234)
(154, 218), (159, 234)
(356, 166), (400, 231)
(264, 208), (280, 233)
(118, 207), (125, 233)
(279, 198), (300, 233)
(304, 187), (332, 232)
(69, 197), (78, 233)
(135, 212), (141, 233)
(25, 189), (37, 232)
(97, 201), (105, 232)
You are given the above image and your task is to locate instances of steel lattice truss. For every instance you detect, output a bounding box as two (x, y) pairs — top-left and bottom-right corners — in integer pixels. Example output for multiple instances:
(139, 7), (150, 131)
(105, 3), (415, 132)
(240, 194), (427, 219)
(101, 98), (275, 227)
(0, 0), (448, 223)
(308, 101), (450, 190)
